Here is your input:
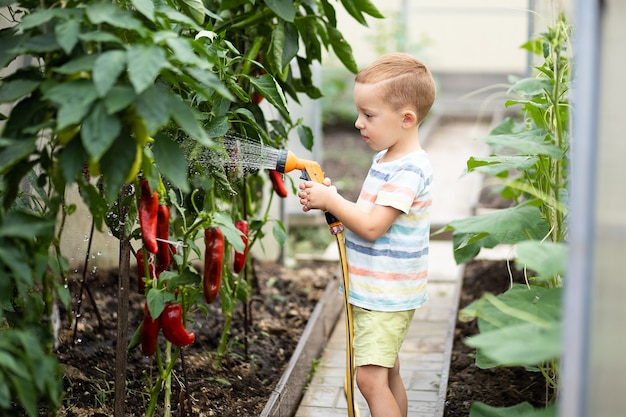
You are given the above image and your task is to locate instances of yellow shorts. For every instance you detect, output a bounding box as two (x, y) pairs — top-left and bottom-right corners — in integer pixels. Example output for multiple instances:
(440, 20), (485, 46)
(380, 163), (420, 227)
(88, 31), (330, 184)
(352, 306), (415, 368)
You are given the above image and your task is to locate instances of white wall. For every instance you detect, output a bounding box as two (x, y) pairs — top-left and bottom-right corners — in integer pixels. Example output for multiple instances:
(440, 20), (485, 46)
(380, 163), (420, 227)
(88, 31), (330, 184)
(331, 0), (531, 74)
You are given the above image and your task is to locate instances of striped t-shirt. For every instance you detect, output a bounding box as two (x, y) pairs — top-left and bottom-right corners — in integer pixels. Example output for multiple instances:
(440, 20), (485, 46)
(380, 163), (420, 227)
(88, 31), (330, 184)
(344, 149), (433, 312)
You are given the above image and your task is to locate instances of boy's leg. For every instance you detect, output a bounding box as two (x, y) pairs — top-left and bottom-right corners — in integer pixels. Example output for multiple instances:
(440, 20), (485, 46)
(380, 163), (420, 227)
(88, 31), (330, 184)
(389, 357), (408, 417)
(356, 364), (402, 417)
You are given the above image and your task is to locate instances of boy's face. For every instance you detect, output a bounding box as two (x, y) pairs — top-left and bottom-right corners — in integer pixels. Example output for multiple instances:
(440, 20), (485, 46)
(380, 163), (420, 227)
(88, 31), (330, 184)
(353, 82), (406, 152)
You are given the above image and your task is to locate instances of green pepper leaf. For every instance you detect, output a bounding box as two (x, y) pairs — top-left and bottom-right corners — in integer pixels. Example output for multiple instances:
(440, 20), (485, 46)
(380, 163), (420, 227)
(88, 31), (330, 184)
(126, 45), (166, 94)
(81, 101), (122, 160)
(326, 25), (357, 73)
(152, 134), (190, 193)
(93, 50), (126, 97)
(264, 0), (296, 22)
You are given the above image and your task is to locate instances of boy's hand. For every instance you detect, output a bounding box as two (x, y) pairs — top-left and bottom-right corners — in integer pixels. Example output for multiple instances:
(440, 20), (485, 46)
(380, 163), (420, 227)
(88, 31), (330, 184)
(298, 178), (335, 212)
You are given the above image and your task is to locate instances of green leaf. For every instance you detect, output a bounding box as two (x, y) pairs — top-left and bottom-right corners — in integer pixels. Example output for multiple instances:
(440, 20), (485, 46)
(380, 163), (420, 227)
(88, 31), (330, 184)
(168, 95), (211, 146)
(52, 54), (98, 75)
(462, 285), (562, 367)
(127, 45), (166, 94)
(264, 0), (296, 21)
(447, 204), (550, 245)
(131, 0), (155, 21)
(0, 137), (37, 175)
(0, 351), (30, 380)
(86, 2), (144, 32)
(466, 155), (538, 176)
(0, 28), (24, 68)
(185, 66), (234, 100)
(467, 321), (561, 367)
(104, 84), (136, 114)
(353, 0), (384, 18)
(54, 17), (79, 54)
(340, 0), (367, 25)
(81, 101), (122, 160)
(146, 289), (168, 319)
(0, 79), (40, 103)
(281, 22), (299, 68)
(298, 124), (314, 151)
(78, 181), (108, 231)
(166, 37), (206, 67)
(272, 220), (286, 246)
(482, 130), (563, 159)
(9, 373), (37, 417)
(0, 211), (55, 239)
(134, 85), (170, 134)
(269, 21), (285, 73)
(100, 132), (137, 201)
(93, 50), (126, 97)
(470, 402), (556, 417)
(508, 77), (553, 97)
(213, 212), (245, 253)
(327, 25), (358, 73)
(205, 116), (229, 138)
(43, 80), (99, 129)
(167, 268), (201, 288)
(152, 134), (189, 192)
(0, 246), (31, 284)
(248, 74), (290, 121)
(179, 0), (205, 24)
(515, 241), (567, 282)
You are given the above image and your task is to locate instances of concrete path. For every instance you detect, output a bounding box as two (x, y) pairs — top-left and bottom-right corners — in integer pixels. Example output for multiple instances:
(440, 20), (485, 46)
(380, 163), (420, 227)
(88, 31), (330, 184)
(294, 118), (493, 417)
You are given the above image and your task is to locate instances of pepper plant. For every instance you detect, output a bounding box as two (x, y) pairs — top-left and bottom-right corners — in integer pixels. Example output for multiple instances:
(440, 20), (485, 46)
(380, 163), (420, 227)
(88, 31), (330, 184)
(439, 13), (571, 417)
(0, 0), (383, 415)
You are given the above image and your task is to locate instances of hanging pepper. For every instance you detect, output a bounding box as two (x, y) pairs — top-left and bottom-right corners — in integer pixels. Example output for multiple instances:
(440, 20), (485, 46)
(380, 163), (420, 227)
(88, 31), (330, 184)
(269, 170), (288, 198)
(141, 302), (161, 356)
(233, 220), (249, 274)
(139, 180), (159, 254)
(161, 303), (195, 347)
(155, 204), (170, 275)
(135, 248), (155, 295)
(203, 227), (224, 304)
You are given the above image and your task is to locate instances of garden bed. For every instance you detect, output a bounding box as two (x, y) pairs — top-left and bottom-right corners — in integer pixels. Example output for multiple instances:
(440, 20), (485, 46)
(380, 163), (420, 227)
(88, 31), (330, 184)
(443, 258), (555, 416)
(51, 260), (337, 416)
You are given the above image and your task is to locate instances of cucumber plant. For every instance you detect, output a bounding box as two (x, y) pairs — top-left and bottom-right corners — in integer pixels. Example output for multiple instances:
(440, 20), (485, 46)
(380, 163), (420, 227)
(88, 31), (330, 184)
(440, 13), (571, 417)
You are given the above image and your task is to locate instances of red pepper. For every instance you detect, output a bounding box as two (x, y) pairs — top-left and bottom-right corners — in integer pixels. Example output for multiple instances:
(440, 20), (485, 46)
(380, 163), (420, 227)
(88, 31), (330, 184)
(233, 220), (249, 274)
(203, 227), (224, 304)
(141, 302), (161, 356)
(161, 303), (195, 347)
(156, 204), (170, 275)
(139, 180), (159, 254)
(269, 170), (288, 198)
(136, 248), (155, 295)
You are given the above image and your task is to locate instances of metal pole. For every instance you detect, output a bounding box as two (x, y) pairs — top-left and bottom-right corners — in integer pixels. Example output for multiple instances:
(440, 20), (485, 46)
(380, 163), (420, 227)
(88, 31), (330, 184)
(526, 0), (535, 78)
(558, 1), (602, 416)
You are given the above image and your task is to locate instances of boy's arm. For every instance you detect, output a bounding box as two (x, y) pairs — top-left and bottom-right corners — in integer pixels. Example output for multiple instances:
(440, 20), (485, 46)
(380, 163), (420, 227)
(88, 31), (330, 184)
(298, 181), (401, 241)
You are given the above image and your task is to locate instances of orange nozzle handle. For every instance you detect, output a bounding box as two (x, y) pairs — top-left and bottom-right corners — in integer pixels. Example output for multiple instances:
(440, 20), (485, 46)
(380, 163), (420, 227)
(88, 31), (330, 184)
(276, 150), (325, 183)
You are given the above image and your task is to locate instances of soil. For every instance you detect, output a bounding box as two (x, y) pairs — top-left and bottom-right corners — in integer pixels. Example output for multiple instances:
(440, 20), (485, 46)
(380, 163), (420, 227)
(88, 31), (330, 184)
(51, 260), (337, 417)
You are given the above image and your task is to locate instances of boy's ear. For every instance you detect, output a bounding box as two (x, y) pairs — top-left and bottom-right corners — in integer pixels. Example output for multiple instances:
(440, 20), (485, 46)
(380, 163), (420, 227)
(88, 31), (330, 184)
(402, 109), (418, 126)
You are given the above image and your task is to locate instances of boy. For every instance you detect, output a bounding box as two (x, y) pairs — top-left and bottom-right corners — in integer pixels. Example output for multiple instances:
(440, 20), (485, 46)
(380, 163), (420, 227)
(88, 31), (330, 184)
(297, 53), (436, 417)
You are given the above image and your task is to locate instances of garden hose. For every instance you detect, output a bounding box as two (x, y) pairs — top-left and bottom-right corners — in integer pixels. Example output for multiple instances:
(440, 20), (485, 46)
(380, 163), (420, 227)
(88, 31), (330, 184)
(275, 150), (360, 417)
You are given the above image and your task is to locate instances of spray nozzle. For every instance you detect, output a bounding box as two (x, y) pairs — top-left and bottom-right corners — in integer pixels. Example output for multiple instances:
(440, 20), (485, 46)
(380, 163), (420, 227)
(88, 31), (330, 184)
(275, 149), (325, 184)
(275, 149), (344, 235)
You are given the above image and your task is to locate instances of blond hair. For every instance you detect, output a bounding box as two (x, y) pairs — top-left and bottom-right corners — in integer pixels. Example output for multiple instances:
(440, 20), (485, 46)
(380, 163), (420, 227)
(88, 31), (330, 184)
(355, 53), (436, 124)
